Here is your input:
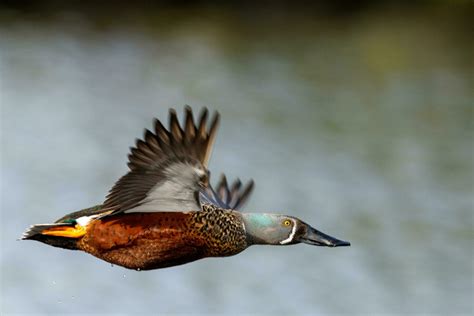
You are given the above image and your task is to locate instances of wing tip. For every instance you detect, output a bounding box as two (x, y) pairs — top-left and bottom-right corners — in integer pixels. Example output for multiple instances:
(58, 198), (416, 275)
(206, 175), (255, 210)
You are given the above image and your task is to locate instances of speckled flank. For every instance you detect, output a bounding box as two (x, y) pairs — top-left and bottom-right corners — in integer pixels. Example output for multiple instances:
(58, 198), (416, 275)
(78, 204), (247, 270)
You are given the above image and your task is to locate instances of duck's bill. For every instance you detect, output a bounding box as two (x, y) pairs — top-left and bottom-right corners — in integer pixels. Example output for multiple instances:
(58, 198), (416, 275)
(299, 226), (351, 247)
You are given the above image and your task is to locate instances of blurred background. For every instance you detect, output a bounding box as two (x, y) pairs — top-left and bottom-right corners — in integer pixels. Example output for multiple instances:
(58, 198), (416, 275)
(1, 1), (473, 315)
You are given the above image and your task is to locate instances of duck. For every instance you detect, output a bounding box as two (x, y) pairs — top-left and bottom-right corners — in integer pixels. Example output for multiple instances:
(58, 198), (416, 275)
(22, 106), (350, 270)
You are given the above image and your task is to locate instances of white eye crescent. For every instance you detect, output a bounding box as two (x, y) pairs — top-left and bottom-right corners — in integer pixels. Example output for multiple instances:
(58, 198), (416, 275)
(280, 219), (297, 245)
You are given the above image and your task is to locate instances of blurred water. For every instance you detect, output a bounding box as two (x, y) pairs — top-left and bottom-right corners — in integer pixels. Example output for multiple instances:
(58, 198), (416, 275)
(1, 5), (473, 316)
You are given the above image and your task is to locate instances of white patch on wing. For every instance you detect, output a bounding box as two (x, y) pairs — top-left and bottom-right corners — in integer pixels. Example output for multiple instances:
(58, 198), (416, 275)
(280, 218), (297, 245)
(194, 167), (206, 178)
(76, 214), (99, 227)
(125, 162), (202, 213)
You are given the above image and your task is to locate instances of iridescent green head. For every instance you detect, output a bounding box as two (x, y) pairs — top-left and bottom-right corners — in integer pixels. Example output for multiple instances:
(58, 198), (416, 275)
(241, 213), (350, 247)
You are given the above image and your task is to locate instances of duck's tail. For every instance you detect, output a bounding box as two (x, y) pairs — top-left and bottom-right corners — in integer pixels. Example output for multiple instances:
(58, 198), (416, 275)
(21, 223), (86, 250)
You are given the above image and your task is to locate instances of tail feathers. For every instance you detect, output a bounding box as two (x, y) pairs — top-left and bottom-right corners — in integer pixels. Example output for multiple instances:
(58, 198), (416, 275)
(21, 223), (73, 240)
(21, 223), (83, 250)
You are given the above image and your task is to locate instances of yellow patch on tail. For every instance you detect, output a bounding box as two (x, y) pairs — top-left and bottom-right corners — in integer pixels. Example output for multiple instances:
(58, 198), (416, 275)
(41, 224), (87, 238)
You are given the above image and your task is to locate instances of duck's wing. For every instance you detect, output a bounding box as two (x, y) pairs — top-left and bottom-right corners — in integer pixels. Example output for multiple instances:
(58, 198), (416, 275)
(102, 106), (219, 214)
(200, 174), (254, 210)
(54, 205), (106, 223)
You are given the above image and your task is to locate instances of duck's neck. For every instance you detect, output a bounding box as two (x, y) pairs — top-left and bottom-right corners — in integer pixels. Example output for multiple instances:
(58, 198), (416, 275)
(241, 213), (284, 245)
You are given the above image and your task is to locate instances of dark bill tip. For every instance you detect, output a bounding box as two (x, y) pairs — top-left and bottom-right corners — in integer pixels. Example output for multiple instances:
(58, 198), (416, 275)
(331, 240), (351, 247)
(300, 226), (351, 247)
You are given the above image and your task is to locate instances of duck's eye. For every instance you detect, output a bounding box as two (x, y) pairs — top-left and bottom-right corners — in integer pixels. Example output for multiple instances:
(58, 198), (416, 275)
(282, 220), (291, 227)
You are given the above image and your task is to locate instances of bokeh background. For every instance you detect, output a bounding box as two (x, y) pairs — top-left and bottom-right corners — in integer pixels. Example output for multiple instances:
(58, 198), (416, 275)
(1, 1), (473, 315)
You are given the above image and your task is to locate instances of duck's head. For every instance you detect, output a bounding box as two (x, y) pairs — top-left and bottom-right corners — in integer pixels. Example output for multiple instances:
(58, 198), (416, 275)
(241, 213), (350, 247)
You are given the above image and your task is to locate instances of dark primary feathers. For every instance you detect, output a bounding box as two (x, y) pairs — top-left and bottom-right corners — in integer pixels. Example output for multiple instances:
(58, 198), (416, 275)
(218, 175), (254, 209)
(200, 174), (254, 210)
(127, 107), (219, 171)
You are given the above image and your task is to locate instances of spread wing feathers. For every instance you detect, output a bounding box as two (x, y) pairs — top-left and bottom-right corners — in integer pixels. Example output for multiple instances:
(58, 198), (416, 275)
(200, 174), (255, 210)
(102, 107), (220, 214)
(127, 106), (219, 171)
